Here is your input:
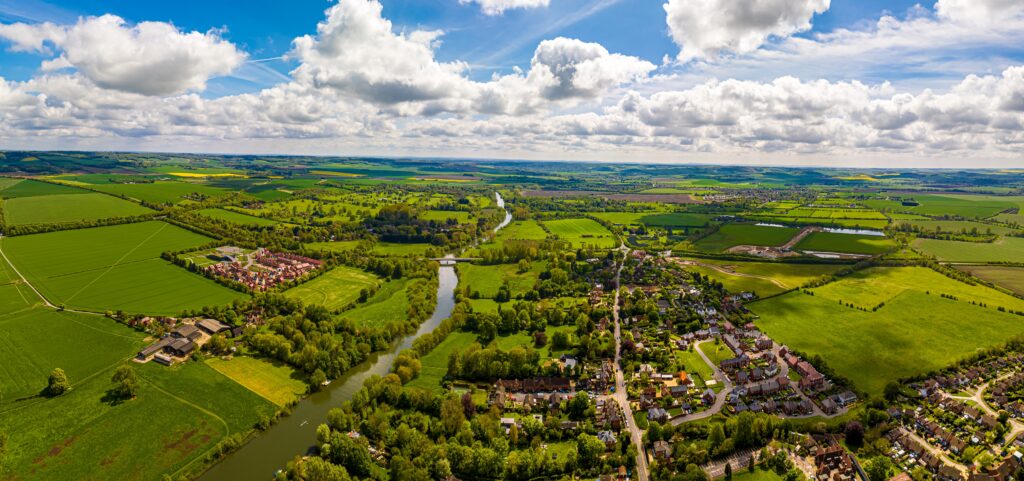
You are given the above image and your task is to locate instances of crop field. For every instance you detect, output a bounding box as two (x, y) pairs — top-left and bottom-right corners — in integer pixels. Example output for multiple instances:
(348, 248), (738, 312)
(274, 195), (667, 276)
(543, 218), (617, 248)
(956, 266), (1024, 296)
(1, 221), (246, 314)
(206, 357), (307, 406)
(794, 232), (894, 254)
(753, 289), (1024, 396)
(458, 262), (543, 299)
(895, 219), (1020, 235)
(808, 267), (1024, 312)
(88, 181), (231, 204)
(284, 265), (380, 311)
(405, 331), (477, 392)
(338, 278), (410, 327)
(197, 208), (278, 227)
(864, 194), (1017, 218)
(913, 236), (1024, 263)
(993, 213), (1024, 225)
(694, 224), (799, 252)
(3, 193), (153, 226)
(592, 211), (713, 227)
(684, 260), (842, 297)
(0, 179), (88, 198)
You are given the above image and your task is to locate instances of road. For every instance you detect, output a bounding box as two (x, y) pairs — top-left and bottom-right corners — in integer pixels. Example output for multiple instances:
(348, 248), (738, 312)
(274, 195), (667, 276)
(899, 427), (967, 475)
(0, 238), (103, 317)
(610, 245), (649, 481)
(671, 340), (733, 424)
(949, 373), (1024, 445)
(676, 258), (788, 290)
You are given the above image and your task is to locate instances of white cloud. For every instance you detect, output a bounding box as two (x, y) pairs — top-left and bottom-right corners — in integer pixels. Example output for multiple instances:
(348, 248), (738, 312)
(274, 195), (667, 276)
(459, 0), (550, 16)
(664, 0), (830, 61)
(935, 0), (1024, 24)
(0, 15), (246, 96)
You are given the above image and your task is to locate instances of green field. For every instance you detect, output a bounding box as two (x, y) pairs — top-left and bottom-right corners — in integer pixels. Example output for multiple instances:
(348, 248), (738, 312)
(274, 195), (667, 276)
(206, 357), (307, 406)
(754, 267), (1024, 395)
(420, 210), (471, 223)
(305, 240), (363, 253)
(592, 211), (712, 227)
(686, 260), (842, 297)
(543, 218), (617, 248)
(956, 266), (1024, 296)
(197, 208), (278, 227)
(1, 221), (246, 314)
(89, 181), (230, 204)
(864, 194), (1018, 218)
(896, 219), (1020, 236)
(338, 278), (410, 327)
(373, 242), (433, 256)
(675, 347), (714, 386)
(458, 262), (543, 299)
(795, 232), (894, 255)
(913, 236), (1024, 263)
(0, 179), (88, 198)
(284, 265), (380, 311)
(694, 224), (799, 252)
(405, 331), (477, 392)
(3, 193), (153, 226)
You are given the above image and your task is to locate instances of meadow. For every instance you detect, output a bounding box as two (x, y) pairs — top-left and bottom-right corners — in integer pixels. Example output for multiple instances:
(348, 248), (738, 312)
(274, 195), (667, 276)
(1, 221), (246, 314)
(591, 211), (712, 227)
(373, 242), (434, 256)
(206, 357), (307, 406)
(895, 219), (1020, 236)
(913, 236), (1024, 263)
(405, 331), (477, 392)
(3, 193), (153, 226)
(338, 278), (410, 327)
(956, 266), (1024, 296)
(864, 194), (1017, 218)
(543, 218), (617, 248)
(304, 240), (363, 253)
(197, 208), (278, 227)
(458, 262), (543, 299)
(284, 265), (380, 311)
(685, 260), (842, 297)
(89, 181), (231, 204)
(753, 289), (1024, 396)
(0, 179), (88, 198)
(694, 224), (799, 252)
(420, 210), (472, 223)
(794, 232), (894, 255)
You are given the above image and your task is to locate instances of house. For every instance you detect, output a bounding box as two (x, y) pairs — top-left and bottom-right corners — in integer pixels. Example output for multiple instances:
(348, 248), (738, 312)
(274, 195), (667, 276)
(648, 408), (670, 423)
(938, 465), (963, 481)
(821, 398), (839, 415)
(597, 431), (617, 448)
(702, 389), (717, 406)
(669, 385), (689, 398)
(836, 391), (858, 406)
(653, 440), (672, 461)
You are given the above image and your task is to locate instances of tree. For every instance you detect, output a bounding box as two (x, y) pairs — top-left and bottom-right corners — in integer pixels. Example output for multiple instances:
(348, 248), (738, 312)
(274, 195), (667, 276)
(725, 463), (733, 481)
(111, 365), (139, 400)
(845, 421), (865, 447)
(884, 381), (902, 402)
(576, 433), (605, 468)
(310, 369), (328, 391)
(440, 395), (465, 436)
(567, 392), (591, 420)
(864, 457), (893, 481)
(46, 368), (70, 396)
(708, 424), (726, 450)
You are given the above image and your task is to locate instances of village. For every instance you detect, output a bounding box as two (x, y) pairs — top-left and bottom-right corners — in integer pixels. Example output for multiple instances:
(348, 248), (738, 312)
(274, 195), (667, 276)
(204, 246), (323, 291)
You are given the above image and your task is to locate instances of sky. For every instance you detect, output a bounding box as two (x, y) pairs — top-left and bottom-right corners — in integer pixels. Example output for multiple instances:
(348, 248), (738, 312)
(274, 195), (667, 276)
(0, 0), (1022, 167)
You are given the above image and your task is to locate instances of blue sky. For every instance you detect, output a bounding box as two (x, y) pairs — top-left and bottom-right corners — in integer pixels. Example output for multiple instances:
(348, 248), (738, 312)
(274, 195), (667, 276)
(0, 0), (942, 96)
(0, 0), (1021, 167)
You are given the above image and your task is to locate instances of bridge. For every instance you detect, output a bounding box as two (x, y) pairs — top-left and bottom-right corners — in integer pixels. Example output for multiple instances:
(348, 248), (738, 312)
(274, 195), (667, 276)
(429, 257), (481, 265)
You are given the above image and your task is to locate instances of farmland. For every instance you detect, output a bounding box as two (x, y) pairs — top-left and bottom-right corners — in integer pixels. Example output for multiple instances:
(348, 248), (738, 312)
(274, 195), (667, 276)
(283, 265), (380, 311)
(458, 262), (543, 299)
(683, 260), (843, 297)
(694, 224), (799, 252)
(955, 265), (1024, 296)
(337, 278), (411, 327)
(88, 181), (231, 204)
(206, 357), (307, 406)
(1, 221), (246, 314)
(3, 192), (153, 226)
(0, 179), (88, 198)
(794, 232), (894, 254)
(912, 236), (1024, 263)
(543, 218), (617, 248)
(197, 208), (278, 227)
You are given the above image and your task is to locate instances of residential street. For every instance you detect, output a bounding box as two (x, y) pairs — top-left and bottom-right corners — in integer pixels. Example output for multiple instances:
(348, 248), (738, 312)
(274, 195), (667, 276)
(612, 246), (650, 481)
(950, 374), (1024, 445)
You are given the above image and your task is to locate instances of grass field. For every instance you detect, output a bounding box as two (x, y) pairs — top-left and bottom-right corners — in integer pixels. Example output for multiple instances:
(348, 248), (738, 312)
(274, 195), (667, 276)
(865, 194), (1018, 218)
(753, 289), (1024, 396)
(373, 242), (433, 256)
(338, 278), (410, 327)
(420, 210), (471, 223)
(305, 240), (363, 253)
(675, 347), (714, 385)
(3, 193), (152, 226)
(1, 221), (246, 314)
(955, 266), (1024, 296)
(89, 181), (230, 204)
(913, 236), (1024, 263)
(592, 212), (712, 227)
(543, 218), (617, 248)
(206, 357), (307, 406)
(0, 179), (88, 198)
(694, 224), (799, 252)
(197, 208), (278, 227)
(895, 219), (1020, 236)
(405, 331), (477, 392)
(685, 260), (842, 297)
(284, 265), (380, 311)
(458, 262), (543, 299)
(795, 232), (894, 255)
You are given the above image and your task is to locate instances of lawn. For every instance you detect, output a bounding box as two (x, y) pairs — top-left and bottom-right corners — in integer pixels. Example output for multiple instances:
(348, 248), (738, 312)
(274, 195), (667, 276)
(458, 262), (543, 299)
(338, 278), (410, 327)
(543, 218), (618, 248)
(284, 265), (380, 311)
(197, 208), (278, 227)
(405, 331), (477, 392)
(794, 232), (894, 255)
(913, 237), (1024, 263)
(694, 224), (799, 252)
(206, 357), (307, 406)
(686, 260), (842, 297)
(753, 289), (1024, 397)
(1, 221), (246, 315)
(675, 347), (714, 385)
(3, 193), (153, 226)
(955, 266), (1024, 296)
(89, 181), (230, 204)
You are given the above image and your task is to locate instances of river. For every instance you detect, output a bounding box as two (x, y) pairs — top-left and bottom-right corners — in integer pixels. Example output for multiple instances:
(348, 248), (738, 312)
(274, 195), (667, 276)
(197, 192), (508, 481)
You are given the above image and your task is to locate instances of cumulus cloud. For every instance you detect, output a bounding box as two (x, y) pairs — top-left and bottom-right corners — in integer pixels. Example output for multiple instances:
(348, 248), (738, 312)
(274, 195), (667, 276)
(459, 0), (550, 16)
(664, 0), (830, 61)
(527, 37), (655, 100)
(935, 0), (1024, 24)
(0, 15), (246, 96)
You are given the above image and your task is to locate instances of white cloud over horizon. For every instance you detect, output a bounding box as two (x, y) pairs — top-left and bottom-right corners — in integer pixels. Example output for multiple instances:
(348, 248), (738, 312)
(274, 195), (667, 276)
(0, 0), (1022, 167)
(459, 0), (551, 16)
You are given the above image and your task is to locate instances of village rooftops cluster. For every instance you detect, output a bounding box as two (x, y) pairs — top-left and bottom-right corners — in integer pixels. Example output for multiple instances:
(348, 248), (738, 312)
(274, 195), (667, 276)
(205, 247), (322, 291)
(135, 318), (231, 366)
